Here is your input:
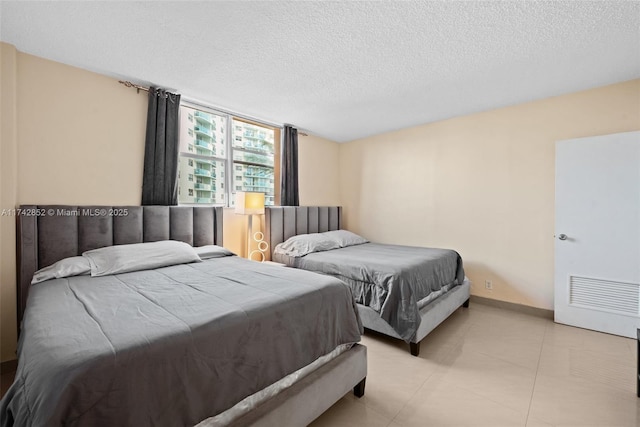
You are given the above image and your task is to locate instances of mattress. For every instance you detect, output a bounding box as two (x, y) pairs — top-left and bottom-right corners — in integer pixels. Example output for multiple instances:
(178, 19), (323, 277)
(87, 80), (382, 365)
(0, 257), (362, 427)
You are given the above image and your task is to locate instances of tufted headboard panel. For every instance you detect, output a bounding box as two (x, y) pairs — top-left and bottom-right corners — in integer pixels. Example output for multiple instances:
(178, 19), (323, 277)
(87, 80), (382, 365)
(16, 205), (223, 332)
(264, 206), (341, 256)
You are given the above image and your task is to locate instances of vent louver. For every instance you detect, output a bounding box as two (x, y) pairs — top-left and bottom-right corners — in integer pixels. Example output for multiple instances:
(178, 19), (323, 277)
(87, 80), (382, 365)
(569, 276), (639, 316)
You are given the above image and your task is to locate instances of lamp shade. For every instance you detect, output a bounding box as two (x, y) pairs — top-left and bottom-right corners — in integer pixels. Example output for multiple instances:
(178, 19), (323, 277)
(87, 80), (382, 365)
(235, 192), (265, 215)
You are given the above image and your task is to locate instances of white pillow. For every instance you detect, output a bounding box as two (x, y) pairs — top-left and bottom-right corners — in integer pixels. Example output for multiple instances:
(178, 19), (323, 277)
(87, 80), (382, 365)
(194, 245), (235, 260)
(82, 240), (201, 277)
(31, 256), (92, 284)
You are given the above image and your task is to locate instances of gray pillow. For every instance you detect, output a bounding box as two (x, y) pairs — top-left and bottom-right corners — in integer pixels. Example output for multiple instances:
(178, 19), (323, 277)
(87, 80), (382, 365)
(31, 256), (92, 284)
(274, 229), (369, 258)
(83, 240), (201, 277)
(195, 245), (235, 260)
(274, 233), (341, 257)
(322, 230), (369, 247)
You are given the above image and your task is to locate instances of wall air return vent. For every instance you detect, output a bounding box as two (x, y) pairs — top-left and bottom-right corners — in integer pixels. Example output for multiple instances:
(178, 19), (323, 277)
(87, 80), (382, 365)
(569, 276), (639, 316)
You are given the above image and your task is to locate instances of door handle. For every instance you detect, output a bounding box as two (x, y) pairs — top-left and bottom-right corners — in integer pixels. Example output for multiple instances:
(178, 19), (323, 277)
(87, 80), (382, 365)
(558, 234), (568, 240)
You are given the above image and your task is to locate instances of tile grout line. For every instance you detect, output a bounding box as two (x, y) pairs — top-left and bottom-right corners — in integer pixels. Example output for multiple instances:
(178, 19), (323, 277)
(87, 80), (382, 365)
(524, 319), (550, 426)
(386, 324), (471, 426)
(385, 359), (443, 426)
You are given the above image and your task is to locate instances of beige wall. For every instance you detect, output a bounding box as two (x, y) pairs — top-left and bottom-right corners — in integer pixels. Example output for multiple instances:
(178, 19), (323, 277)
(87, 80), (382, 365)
(0, 44), (342, 362)
(1, 43), (19, 364)
(16, 53), (148, 205)
(298, 134), (341, 206)
(340, 79), (640, 311)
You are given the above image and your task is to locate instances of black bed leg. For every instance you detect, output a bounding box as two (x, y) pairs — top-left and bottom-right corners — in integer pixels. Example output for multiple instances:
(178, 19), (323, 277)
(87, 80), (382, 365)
(462, 298), (470, 308)
(410, 341), (420, 357)
(353, 378), (366, 398)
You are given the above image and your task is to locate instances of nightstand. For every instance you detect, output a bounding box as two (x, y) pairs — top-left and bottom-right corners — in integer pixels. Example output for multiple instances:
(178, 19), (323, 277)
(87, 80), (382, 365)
(263, 261), (286, 267)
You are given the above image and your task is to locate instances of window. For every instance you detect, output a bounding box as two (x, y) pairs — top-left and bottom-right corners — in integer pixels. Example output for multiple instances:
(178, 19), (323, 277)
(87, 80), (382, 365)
(177, 104), (278, 206)
(177, 106), (227, 205)
(231, 118), (275, 206)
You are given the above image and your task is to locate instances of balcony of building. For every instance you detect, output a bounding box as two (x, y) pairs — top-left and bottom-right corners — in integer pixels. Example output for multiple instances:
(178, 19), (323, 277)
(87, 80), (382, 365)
(195, 111), (217, 132)
(195, 197), (215, 204)
(236, 138), (273, 152)
(244, 170), (273, 179)
(195, 139), (215, 153)
(194, 183), (215, 191)
(194, 168), (216, 178)
(194, 125), (213, 138)
(242, 129), (268, 139)
(237, 153), (274, 165)
(243, 184), (272, 193)
(244, 175), (269, 184)
(194, 111), (216, 129)
(196, 148), (217, 157)
(195, 159), (217, 168)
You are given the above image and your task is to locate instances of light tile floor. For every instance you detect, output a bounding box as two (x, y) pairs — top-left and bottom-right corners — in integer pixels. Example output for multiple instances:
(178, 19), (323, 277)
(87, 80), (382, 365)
(311, 302), (640, 427)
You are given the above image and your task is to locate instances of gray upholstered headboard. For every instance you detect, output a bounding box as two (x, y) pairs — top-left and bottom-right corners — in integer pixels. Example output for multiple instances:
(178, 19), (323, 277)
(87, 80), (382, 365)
(265, 206), (341, 255)
(16, 205), (223, 331)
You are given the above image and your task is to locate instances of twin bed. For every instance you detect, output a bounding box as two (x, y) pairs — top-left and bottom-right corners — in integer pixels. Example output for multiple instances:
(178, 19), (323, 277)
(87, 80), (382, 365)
(1, 205), (367, 427)
(265, 206), (470, 356)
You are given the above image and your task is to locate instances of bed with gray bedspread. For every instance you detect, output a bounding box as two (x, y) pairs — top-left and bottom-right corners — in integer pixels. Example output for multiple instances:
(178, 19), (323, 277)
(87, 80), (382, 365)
(0, 256), (362, 426)
(265, 206), (470, 356)
(274, 242), (464, 343)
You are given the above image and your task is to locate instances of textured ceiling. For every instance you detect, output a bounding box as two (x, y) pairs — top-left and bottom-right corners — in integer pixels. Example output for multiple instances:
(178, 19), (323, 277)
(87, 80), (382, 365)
(1, 1), (638, 142)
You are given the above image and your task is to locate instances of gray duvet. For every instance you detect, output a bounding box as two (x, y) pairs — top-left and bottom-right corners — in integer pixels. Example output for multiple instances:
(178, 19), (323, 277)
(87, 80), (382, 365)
(0, 257), (362, 427)
(274, 243), (464, 342)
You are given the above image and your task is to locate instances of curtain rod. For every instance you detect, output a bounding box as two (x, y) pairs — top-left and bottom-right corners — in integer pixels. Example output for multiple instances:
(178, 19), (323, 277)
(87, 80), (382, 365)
(119, 80), (308, 136)
(119, 80), (149, 93)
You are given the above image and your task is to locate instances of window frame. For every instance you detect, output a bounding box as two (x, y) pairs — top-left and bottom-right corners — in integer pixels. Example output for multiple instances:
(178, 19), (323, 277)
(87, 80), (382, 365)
(177, 100), (281, 207)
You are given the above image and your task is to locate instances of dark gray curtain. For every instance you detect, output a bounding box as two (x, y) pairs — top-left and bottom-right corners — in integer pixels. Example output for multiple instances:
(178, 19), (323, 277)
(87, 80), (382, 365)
(280, 125), (299, 206)
(142, 87), (181, 205)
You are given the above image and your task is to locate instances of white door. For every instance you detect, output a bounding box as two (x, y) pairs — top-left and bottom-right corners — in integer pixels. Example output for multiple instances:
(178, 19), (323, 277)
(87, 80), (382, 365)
(555, 131), (640, 338)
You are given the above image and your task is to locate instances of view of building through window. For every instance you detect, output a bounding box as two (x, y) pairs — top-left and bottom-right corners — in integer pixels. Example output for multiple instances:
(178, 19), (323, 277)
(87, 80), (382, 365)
(231, 119), (275, 205)
(177, 105), (276, 206)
